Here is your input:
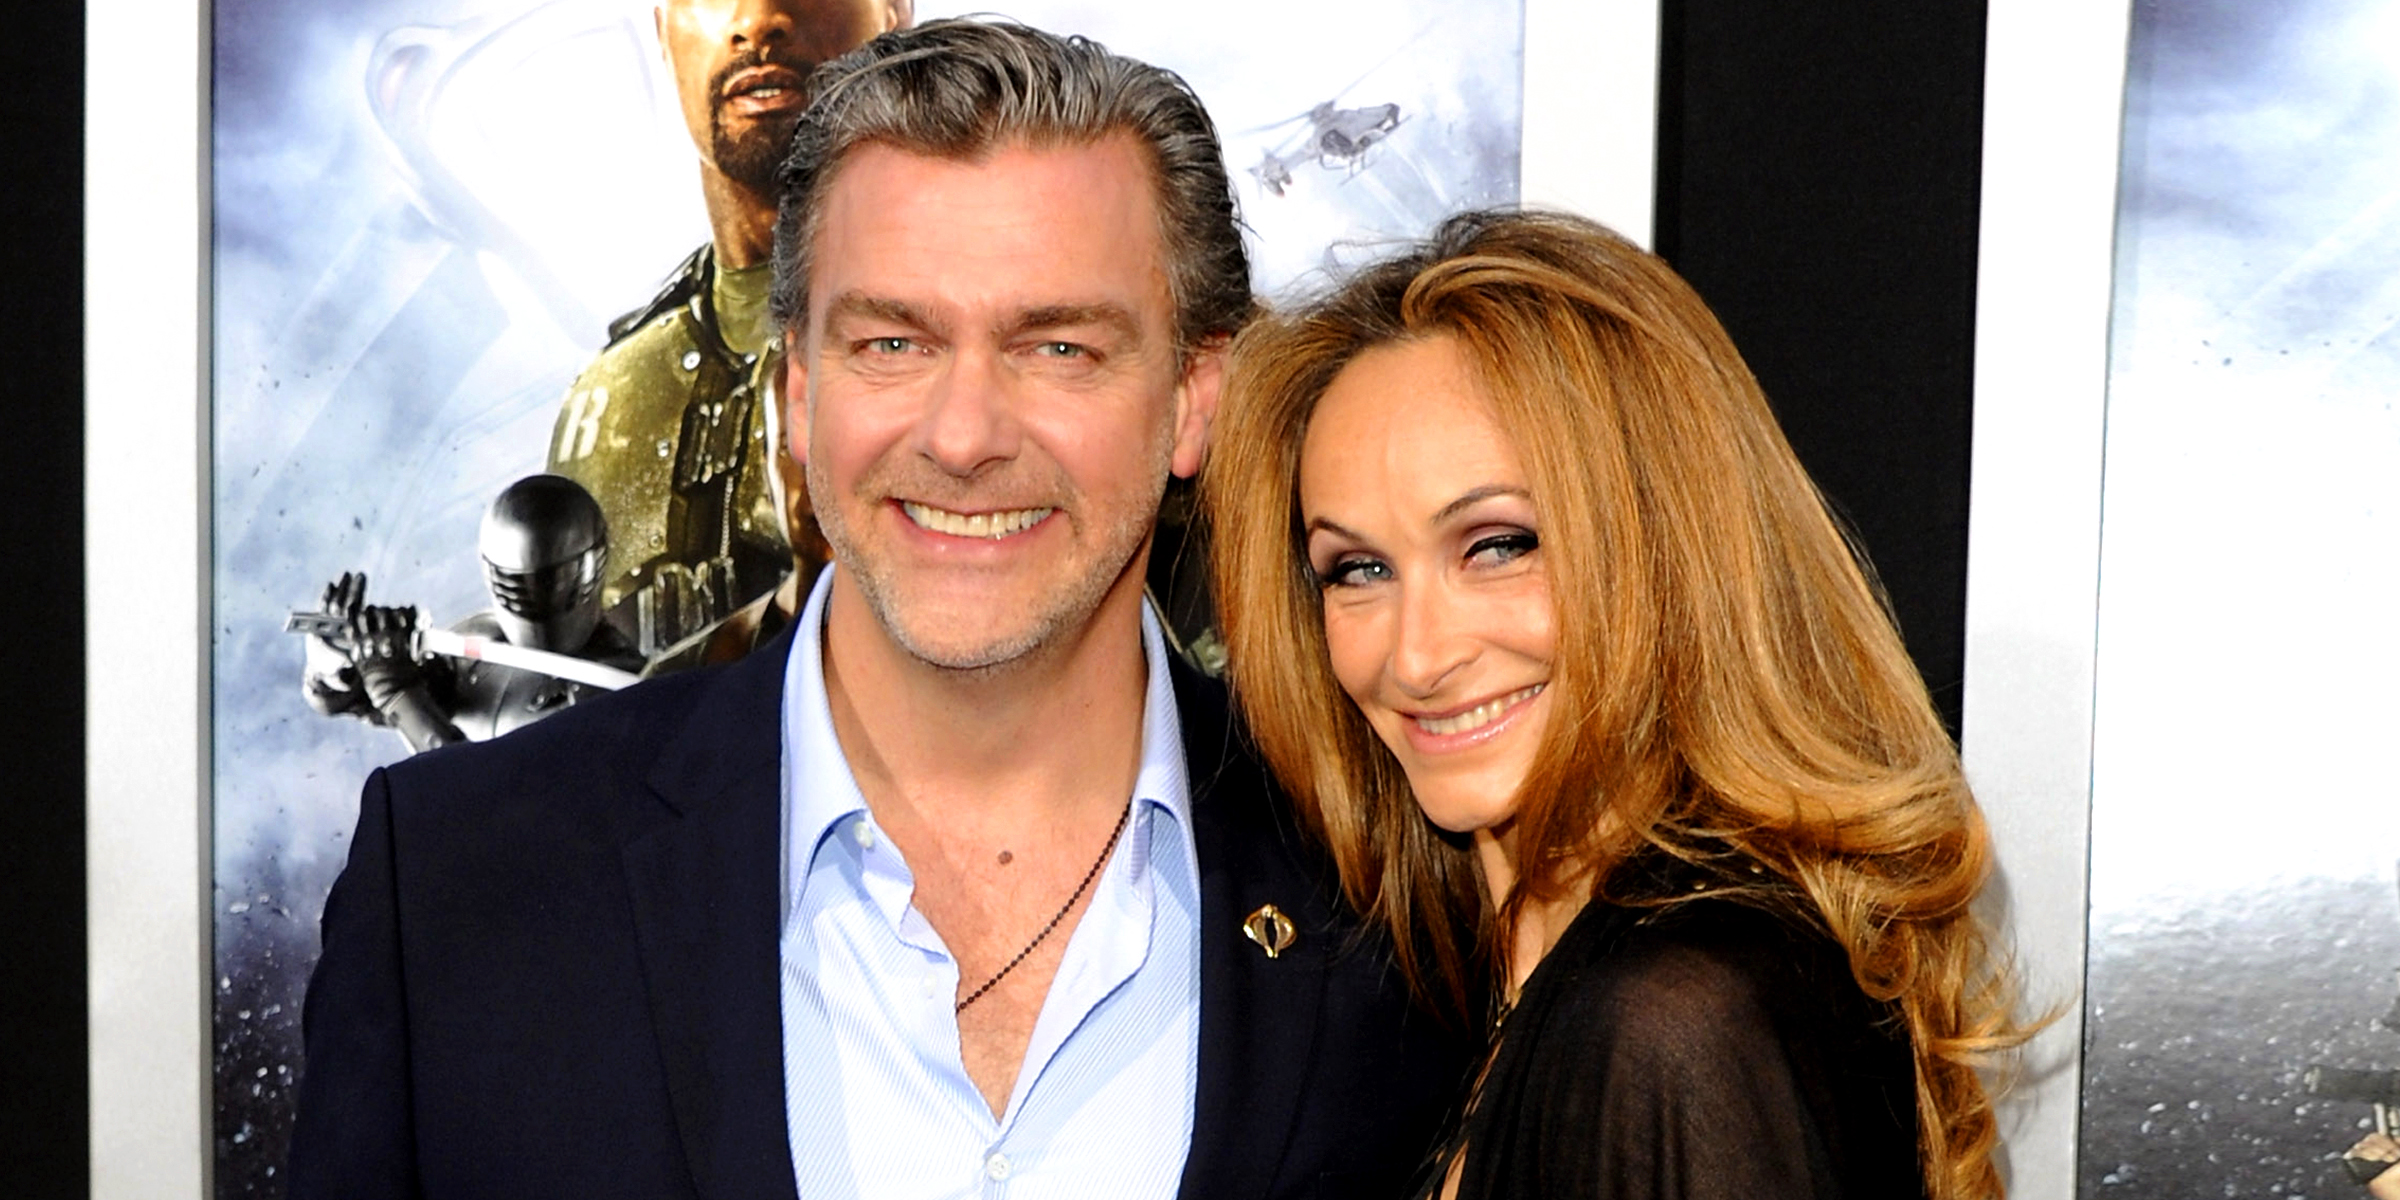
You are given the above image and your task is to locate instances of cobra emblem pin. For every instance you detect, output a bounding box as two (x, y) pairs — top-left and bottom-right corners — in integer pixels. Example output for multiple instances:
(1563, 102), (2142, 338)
(1242, 904), (1296, 959)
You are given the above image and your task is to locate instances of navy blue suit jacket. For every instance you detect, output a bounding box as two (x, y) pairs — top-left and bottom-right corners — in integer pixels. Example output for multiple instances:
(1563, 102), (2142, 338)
(286, 626), (1472, 1199)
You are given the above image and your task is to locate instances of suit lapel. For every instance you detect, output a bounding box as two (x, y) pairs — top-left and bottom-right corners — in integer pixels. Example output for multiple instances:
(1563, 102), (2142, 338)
(1174, 659), (1332, 1200)
(622, 628), (801, 1200)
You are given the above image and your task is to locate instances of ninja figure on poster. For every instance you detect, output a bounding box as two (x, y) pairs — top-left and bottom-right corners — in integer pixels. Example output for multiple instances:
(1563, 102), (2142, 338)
(295, 475), (644, 753)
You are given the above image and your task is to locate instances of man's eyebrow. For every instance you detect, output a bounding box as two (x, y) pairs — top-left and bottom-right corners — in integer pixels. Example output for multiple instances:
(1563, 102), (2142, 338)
(824, 292), (944, 335)
(1001, 303), (1143, 345)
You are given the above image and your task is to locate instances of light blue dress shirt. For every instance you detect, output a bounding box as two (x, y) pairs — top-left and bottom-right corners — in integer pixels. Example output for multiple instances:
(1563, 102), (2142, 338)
(778, 567), (1201, 1198)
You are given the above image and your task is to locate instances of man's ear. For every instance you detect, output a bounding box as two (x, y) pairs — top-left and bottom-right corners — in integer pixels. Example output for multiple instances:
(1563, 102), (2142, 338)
(1168, 339), (1227, 480)
(884, 0), (913, 32)
(782, 339), (811, 465)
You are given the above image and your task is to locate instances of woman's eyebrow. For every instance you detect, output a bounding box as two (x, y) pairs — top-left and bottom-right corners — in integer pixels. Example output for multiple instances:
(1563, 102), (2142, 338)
(1431, 484), (1532, 525)
(1304, 515), (1367, 542)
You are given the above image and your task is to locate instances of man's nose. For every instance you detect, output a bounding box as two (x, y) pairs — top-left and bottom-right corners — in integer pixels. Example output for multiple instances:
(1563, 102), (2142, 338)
(916, 349), (1021, 478)
(727, 0), (794, 48)
(1389, 575), (1474, 700)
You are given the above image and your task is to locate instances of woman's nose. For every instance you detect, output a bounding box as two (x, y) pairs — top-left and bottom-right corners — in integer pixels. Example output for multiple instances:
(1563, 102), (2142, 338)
(1389, 576), (1475, 699)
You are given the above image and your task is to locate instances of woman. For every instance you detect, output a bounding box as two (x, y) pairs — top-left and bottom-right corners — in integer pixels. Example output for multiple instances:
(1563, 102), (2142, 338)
(1204, 210), (2028, 1199)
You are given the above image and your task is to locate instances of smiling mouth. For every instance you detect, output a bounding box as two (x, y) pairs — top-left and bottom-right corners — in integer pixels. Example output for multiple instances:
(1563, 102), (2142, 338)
(1414, 684), (1545, 737)
(901, 501), (1055, 539)
(719, 66), (805, 108)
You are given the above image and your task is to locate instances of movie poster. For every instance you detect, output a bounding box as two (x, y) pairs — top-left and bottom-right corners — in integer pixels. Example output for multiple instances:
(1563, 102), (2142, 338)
(208, 0), (1525, 1192)
(2081, 0), (2400, 1194)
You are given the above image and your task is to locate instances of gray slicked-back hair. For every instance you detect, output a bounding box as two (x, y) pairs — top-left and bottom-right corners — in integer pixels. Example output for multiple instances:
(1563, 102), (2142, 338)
(769, 18), (1253, 355)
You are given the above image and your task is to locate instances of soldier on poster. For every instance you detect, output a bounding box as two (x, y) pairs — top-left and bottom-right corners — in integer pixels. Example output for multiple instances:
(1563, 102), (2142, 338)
(546, 0), (907, 657)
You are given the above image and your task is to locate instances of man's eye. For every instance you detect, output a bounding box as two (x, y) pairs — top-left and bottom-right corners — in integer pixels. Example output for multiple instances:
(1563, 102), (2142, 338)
(859, 337), (915, 355)
(1034, 341), (1087, 358)
(1467, 532), (1538, 566)
(1314, 557), (1392, 589)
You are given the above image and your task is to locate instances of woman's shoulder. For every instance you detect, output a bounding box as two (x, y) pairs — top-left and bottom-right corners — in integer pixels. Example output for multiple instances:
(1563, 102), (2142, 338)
(1545, 897), (1776, 1008)
(1472, 895), (1921, 1198)
(1532, 896), (1847, 1053)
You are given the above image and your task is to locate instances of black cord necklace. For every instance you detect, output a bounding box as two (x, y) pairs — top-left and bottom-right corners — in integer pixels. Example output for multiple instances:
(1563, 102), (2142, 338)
(954, 802), (1133, 1014)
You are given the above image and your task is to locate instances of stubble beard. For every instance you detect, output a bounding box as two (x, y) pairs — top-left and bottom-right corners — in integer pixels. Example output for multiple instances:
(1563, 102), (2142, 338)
(804, 433), (1175, 675)
(706, 48), (813, 196)
(712, 109), (802, 197)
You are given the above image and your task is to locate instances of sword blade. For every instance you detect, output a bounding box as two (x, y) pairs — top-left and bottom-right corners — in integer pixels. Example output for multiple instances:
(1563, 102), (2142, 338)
(416, 628), (640, 691)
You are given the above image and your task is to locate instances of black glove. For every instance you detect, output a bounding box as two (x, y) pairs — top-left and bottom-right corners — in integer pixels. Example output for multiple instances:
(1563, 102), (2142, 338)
(2346, 1153), (2395, 1186)
(300, 572), (373, 717)
(347, 604), (425, 714)
(325, 572), (368, 626)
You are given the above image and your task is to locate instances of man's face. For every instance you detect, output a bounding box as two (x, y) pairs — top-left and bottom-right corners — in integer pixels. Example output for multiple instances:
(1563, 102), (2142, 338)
(655, 0), (905, 194)
(788, 136), (1222, 671)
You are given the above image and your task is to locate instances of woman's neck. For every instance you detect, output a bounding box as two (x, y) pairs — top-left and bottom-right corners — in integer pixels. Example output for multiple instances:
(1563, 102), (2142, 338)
(1472, 825), (1595, 999)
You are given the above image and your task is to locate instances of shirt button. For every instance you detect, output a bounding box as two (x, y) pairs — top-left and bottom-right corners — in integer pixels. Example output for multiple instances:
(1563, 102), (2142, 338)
(921, 975), (942, 1001)
(852, 821), (874, 850)
(985, 1153), (1010, 1181)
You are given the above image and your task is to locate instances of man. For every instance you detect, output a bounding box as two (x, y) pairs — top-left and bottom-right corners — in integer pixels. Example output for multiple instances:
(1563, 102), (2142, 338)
(547, 0), (903, 657)
(288, 19), (1471, 1200)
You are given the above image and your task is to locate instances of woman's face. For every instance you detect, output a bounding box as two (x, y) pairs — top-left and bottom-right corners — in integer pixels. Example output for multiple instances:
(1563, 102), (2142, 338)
(1299, 335), (1556, 838)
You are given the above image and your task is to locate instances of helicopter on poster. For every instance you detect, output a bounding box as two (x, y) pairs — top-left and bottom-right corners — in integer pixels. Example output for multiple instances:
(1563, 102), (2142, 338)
(1237, 21), (1442, 200)
(1246, 97), (1406, 196)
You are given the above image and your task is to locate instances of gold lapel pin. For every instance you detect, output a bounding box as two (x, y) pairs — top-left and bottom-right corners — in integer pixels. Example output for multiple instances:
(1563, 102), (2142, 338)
(1242, 904), (1296, 959)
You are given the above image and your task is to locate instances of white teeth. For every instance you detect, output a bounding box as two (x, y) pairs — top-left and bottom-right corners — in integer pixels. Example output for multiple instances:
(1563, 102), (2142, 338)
(1416, 684), (1545, 736)
(902, 501), (1053, 539)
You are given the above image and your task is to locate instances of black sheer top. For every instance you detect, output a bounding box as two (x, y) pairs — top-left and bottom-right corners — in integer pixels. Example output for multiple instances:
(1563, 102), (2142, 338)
(1420, 891), (1925, 1200)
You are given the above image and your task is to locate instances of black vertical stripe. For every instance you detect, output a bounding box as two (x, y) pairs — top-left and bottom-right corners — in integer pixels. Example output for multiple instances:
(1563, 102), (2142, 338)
(0, 0), (89, 1195)
(1654, 1), (1988, 734)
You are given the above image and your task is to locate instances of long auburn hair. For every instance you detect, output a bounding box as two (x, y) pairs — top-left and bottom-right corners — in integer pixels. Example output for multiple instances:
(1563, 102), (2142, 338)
(1203, 209), (2028, 1200)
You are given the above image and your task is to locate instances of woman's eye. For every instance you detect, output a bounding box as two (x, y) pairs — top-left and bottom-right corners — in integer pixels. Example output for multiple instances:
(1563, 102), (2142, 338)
(1467, 532), (1538, 566)
(1315, 556), (1392, 589)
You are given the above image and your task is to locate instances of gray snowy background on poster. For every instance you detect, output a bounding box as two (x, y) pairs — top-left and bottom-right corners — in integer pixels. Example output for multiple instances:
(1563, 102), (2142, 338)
(207, 0), (1522, 1192)
(2082, 0), (2400, 1194)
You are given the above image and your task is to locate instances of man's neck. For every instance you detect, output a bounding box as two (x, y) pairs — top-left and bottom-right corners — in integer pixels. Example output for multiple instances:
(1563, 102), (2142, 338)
(817, 568), (1156, 1117)
(699, 162), (777, 270)
(818, 572), (1152, 832)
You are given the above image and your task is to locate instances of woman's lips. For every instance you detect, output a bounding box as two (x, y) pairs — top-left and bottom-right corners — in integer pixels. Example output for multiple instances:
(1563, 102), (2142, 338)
(1400, 683), (1546, 753)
